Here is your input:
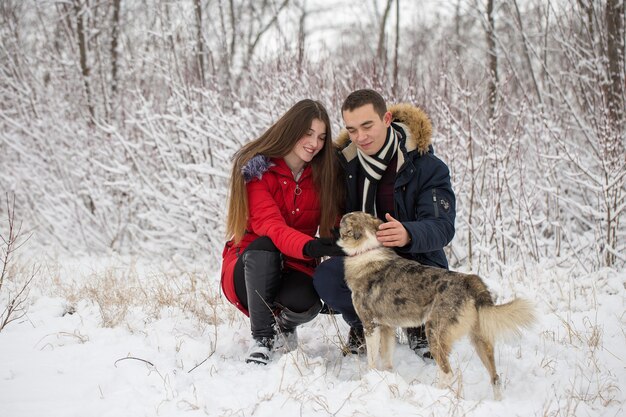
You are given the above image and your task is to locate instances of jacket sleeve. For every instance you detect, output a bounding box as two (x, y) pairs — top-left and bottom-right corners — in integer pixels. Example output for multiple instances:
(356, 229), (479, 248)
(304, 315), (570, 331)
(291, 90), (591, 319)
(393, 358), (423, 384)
(396, 156), (456, 254)
(246, 178), (314, 259)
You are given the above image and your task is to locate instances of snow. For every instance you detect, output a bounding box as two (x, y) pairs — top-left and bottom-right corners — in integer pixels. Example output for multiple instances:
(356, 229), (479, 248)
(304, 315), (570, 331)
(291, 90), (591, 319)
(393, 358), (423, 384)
(1, 255), (623, 417)
(1, 1), (624, 415)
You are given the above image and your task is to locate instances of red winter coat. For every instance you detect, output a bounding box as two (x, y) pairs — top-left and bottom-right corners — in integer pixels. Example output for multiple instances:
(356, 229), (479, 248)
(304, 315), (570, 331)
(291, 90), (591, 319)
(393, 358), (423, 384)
(221, 157), (320, 315)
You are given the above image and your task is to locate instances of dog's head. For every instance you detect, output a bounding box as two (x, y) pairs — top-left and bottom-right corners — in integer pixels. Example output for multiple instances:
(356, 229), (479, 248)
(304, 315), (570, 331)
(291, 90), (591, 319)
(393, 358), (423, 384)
(337, 211), (383, 255)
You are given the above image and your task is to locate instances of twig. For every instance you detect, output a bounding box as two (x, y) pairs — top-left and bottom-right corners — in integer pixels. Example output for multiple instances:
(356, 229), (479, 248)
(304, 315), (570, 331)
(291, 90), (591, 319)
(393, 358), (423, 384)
(114, 356), (155, 368)
(0, 194), (17, 294)
(0, 275), (34, 330)
(187, 351), (214, 374)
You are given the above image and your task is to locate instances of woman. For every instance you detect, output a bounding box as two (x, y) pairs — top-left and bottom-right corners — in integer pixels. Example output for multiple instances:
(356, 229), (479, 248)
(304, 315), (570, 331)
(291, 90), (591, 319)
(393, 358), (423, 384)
(221, 99), (344, 365)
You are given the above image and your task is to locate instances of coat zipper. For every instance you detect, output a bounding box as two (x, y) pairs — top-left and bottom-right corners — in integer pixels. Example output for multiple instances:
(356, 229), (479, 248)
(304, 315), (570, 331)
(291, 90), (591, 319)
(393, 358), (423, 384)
(293, 173), (303, 206)
(432, 189), (439, 218)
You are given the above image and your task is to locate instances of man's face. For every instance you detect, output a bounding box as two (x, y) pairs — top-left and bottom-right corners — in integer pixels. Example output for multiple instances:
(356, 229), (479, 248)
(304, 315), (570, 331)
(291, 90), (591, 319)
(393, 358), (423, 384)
(343, 104), (392, 156)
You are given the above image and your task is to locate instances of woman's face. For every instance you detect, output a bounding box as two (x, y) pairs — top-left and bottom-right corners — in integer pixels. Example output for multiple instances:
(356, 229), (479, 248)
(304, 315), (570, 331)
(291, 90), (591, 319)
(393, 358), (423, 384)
(288, 118), (327, 165)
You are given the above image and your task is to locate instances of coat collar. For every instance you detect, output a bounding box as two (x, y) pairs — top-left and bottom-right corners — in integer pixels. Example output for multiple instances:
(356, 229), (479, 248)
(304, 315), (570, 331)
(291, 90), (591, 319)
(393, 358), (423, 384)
(270, 157), (310, 179)
(336, 103), (433, 163)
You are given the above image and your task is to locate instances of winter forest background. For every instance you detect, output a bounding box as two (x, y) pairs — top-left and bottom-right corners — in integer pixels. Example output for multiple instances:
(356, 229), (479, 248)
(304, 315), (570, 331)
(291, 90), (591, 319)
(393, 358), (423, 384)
(0, 1), (625, 416)
(1, 0), (624, 271)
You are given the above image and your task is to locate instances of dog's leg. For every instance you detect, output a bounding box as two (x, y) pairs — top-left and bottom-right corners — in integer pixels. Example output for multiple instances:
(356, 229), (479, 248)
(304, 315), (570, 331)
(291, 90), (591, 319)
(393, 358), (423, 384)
(427, 319), (455, 390)
(364, 324), (380, 369)
(379, 325), (395, 371)
(471, 331), (501, 400)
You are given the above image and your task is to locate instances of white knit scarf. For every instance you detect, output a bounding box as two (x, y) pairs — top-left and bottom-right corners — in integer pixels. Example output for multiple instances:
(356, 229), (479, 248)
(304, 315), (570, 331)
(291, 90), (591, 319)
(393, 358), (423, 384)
(356, 127), (398, 217)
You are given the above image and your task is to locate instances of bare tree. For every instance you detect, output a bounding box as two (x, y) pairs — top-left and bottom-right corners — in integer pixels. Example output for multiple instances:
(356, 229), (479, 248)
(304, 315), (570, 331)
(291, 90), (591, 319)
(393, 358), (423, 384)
(110, 0), (121, 96)
(72, 0), (95, 121)
(377, 0), (393, 61)
(194, 0), (205, 86)
(602, 0), (625, 265)
(296, 0), (308, 76)
(392, 0), (400, 97)
(486, 0), (498, 121)
(510, 0), (543, 105)
(243, 0), (291, 70)
(604, 0), (624, 132)
(229, 0), (237, 68)
(0, 195), (34, 332)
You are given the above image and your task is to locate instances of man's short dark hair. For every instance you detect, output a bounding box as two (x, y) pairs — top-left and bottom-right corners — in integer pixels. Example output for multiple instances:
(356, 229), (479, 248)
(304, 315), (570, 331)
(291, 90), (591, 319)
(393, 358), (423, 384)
(341, 89), (387, 118)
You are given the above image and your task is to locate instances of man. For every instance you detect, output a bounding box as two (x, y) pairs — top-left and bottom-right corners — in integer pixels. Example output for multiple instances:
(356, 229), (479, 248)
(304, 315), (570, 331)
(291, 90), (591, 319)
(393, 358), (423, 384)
(313, 89), (456, 360)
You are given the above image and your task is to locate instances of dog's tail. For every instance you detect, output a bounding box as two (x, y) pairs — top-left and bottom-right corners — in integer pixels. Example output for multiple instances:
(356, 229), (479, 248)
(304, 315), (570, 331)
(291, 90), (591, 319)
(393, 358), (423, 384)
(477, 298), (536, 343)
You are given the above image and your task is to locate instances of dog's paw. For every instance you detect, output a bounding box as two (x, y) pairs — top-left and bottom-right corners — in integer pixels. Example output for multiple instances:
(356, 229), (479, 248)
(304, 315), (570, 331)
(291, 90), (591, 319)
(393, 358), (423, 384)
(492, 377), (503, 401)
(381, 362), (394, 372)
(436, 370), (454, 390)
(493, 386), (502, 401)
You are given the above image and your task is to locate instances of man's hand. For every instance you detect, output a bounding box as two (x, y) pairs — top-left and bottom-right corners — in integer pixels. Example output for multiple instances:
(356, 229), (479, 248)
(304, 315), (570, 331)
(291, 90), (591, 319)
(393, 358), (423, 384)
(376, 213), (411, 247)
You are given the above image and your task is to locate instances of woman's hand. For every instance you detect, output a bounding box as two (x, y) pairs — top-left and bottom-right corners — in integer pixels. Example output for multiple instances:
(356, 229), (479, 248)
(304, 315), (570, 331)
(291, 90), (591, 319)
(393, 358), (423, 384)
(303, 238), (346, 258)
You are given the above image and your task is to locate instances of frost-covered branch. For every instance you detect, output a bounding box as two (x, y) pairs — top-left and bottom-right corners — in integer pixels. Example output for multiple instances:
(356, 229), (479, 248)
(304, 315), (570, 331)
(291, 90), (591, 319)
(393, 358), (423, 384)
(0, 194), (34, 332)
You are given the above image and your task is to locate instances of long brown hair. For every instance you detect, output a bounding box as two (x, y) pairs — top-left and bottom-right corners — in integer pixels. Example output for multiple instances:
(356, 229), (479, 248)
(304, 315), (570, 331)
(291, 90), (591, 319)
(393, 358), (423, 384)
(226, 99), (343, 244)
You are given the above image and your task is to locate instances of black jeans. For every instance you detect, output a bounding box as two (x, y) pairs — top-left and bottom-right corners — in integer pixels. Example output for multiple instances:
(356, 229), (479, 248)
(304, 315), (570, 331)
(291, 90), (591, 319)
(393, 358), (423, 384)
(233, 236), (320, 314)
(312, 256), (362, 328)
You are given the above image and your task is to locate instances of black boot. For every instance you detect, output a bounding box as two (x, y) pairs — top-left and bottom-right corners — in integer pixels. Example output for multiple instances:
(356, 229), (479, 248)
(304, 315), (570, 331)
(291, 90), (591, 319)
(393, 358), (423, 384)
(274, 301), (322, 352)
(246, 337), (274, 365)
(343, 326), (366, 356)
(318, 303), (336, 315)
(243, 249), (282, 364)
(406, 325), (433, 361)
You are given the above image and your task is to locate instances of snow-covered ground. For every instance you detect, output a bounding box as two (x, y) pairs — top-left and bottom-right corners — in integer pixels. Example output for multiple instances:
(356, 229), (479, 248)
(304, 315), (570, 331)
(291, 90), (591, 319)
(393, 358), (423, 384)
(1, 255), (624, 417)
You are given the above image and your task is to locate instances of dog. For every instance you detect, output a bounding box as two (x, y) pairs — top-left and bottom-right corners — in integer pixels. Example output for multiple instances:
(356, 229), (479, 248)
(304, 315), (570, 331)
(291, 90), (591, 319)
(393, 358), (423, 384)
(337, 211), (536, 400)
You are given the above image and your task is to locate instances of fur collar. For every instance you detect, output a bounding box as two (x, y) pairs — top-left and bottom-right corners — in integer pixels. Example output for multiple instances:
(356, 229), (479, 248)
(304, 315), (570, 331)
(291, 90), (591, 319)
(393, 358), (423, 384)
(242, 154), (275, 183)
(336, 103), (432, 157)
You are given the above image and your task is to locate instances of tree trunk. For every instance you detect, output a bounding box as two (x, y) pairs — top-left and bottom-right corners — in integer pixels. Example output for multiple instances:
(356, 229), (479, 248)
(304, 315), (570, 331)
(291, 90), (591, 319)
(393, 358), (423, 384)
(110, 0), (121, 97)
(486, 0), (498, 121)
(297, 1), (307, 77)
(512, 0), (543, 105)
(454, 0), (462, 58)
(392, 0), (399, 97)
(194, 0), (205, 86)
(377, 0), (393, 61)
(238, 0), (290, 90)
(605, 0), (624, 132)
(73, 0), (95, 121)
(229, 0), (236, 67)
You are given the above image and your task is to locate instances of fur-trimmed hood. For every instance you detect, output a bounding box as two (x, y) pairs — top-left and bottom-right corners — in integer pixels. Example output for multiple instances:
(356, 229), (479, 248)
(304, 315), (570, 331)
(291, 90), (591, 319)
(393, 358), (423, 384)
(336, 103), (433, 156)
(242, 154), (275, 183)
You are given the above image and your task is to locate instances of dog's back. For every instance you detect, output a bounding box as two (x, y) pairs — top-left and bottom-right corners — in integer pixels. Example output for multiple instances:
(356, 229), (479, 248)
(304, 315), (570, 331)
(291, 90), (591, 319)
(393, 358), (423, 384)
(345, 250), (496, 327)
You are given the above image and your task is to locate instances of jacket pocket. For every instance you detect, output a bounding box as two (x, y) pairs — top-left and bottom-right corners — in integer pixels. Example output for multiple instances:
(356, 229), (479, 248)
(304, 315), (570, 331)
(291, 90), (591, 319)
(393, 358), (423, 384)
(432, 189), (439, 218)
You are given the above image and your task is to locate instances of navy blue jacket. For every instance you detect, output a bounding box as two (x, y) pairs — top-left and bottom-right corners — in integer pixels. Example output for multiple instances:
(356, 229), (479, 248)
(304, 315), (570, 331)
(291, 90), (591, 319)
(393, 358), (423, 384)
(336, 104), (456, 269)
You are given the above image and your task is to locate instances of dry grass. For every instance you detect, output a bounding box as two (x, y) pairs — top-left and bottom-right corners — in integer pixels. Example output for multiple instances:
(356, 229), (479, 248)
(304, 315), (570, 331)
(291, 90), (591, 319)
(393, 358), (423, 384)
(51, 261), (228, 330)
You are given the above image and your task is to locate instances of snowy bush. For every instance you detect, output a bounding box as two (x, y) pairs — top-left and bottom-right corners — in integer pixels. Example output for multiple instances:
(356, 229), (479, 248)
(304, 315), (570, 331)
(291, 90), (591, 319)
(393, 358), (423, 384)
(0, 0), (623, 271)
